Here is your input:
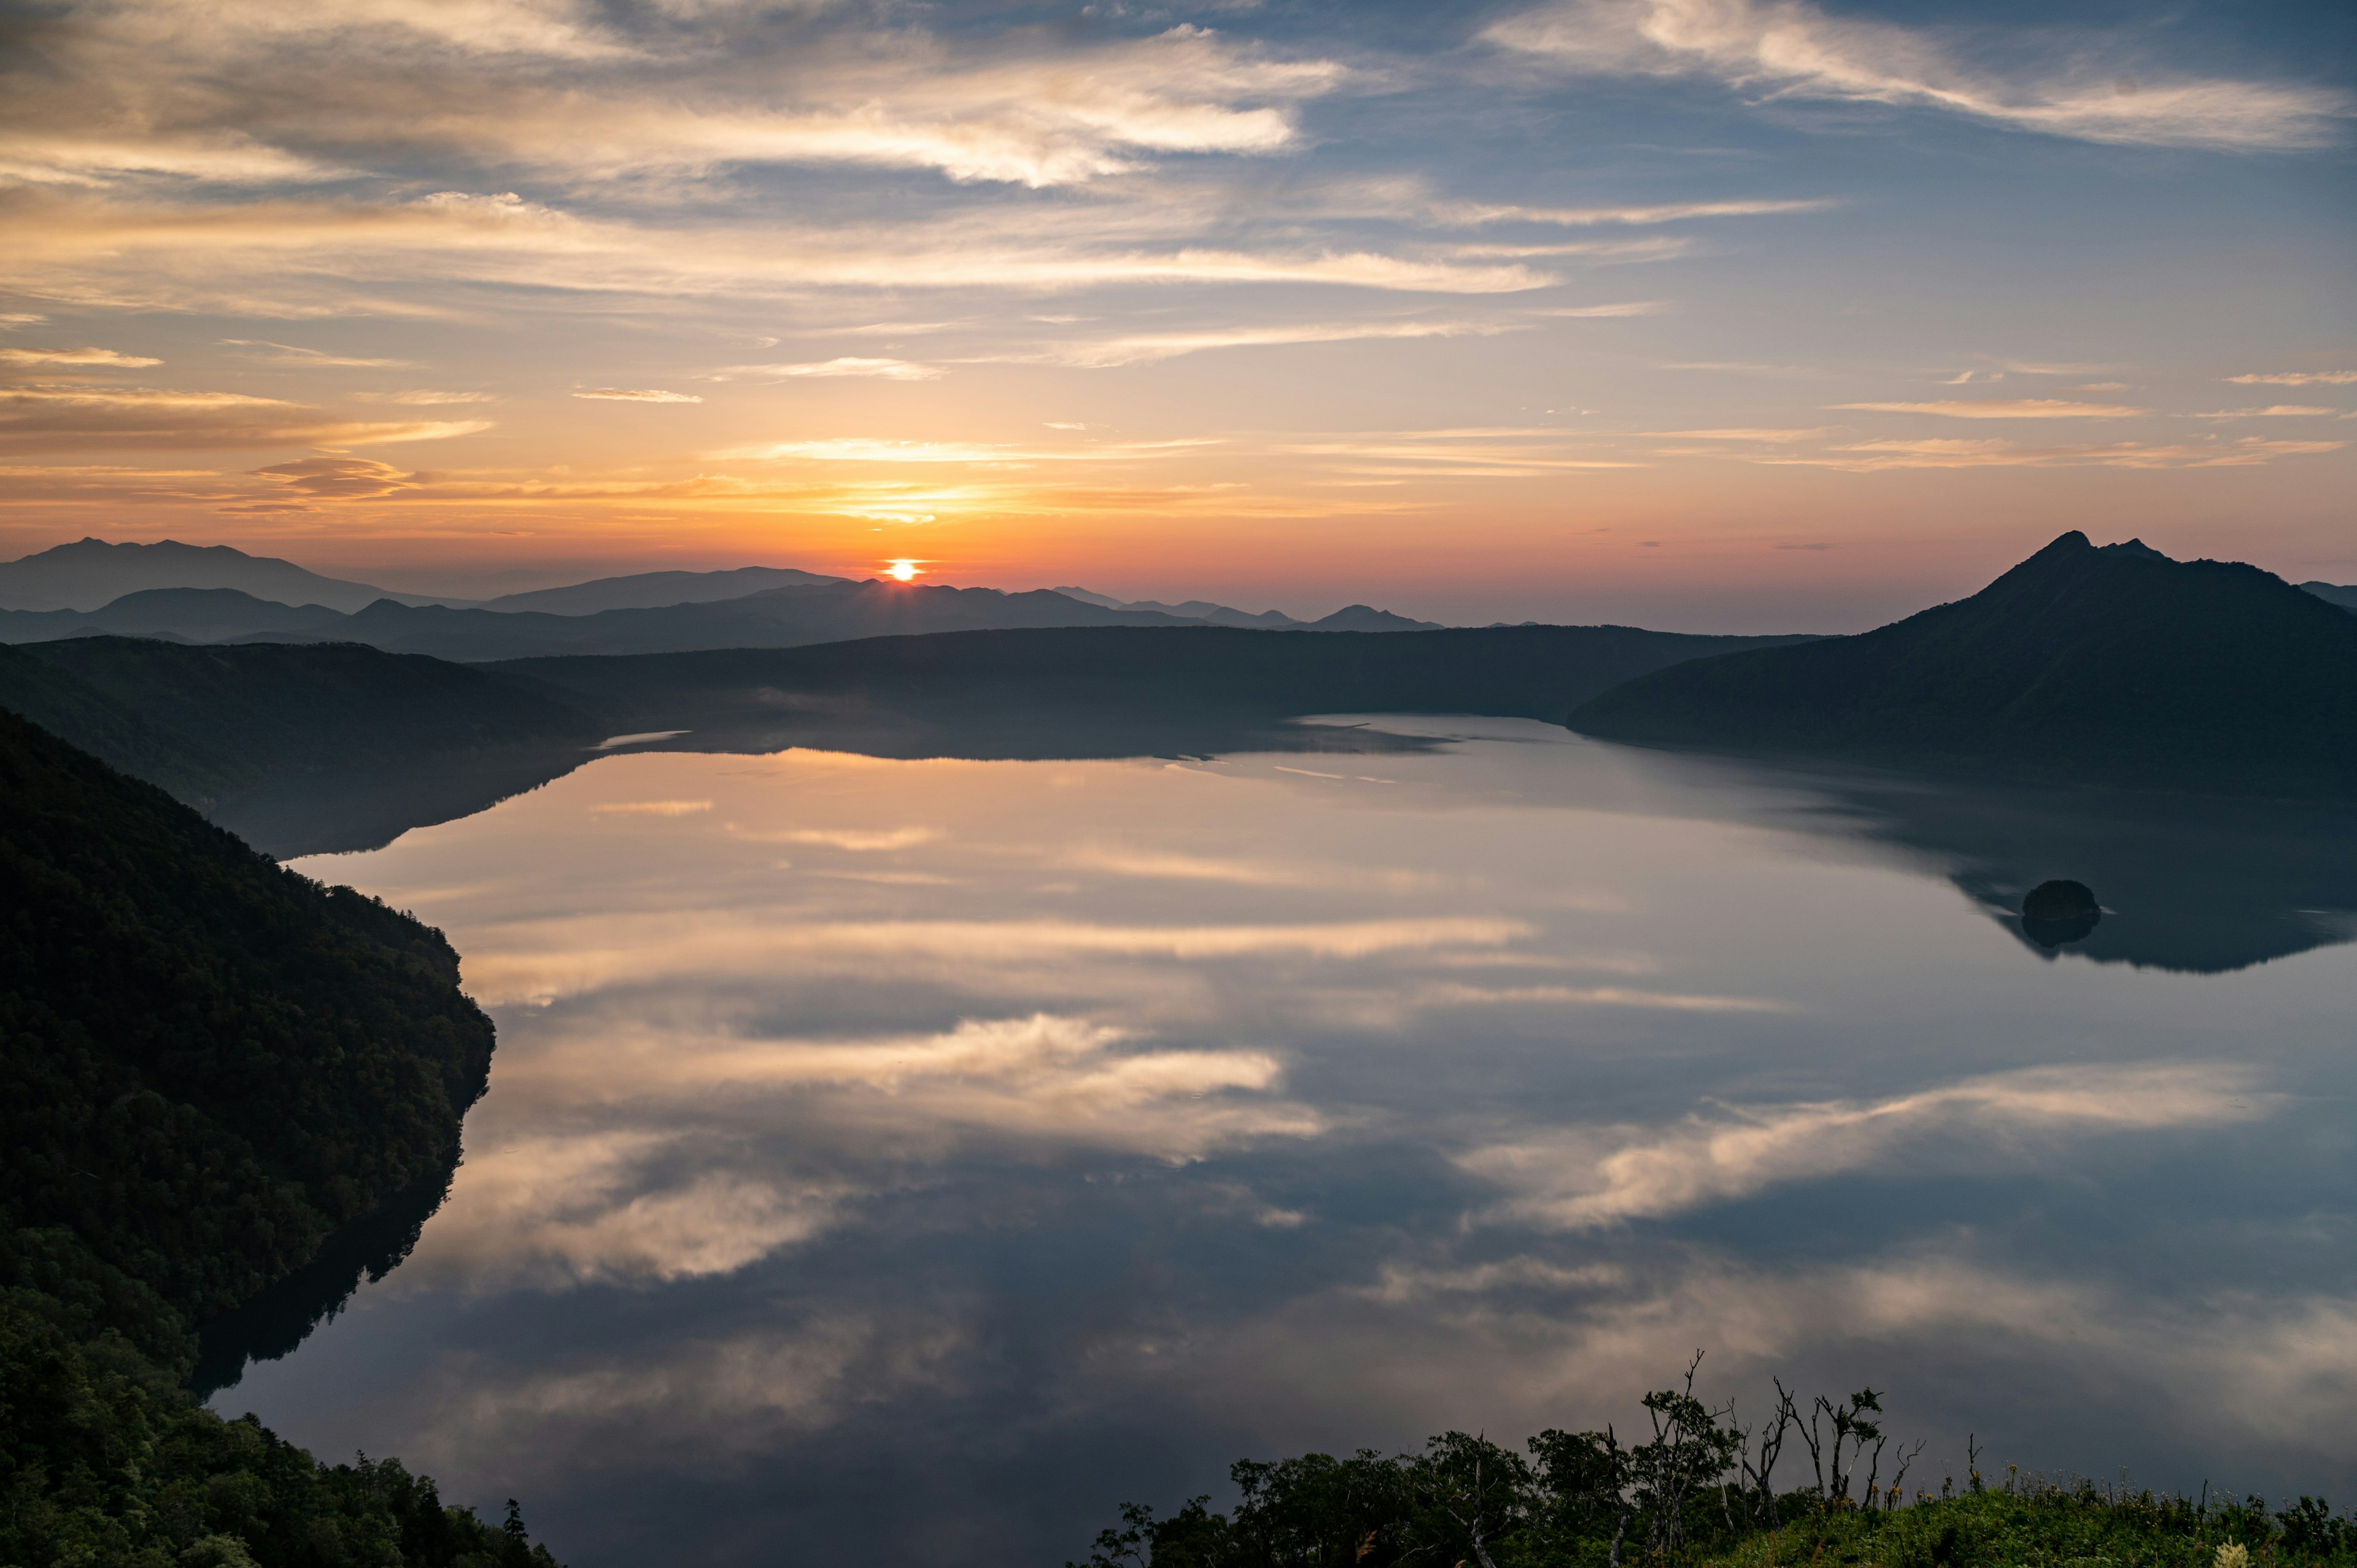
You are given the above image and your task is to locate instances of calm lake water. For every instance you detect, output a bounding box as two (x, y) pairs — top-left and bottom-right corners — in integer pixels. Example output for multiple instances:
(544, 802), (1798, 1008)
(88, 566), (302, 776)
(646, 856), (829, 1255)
(219, 718), (2357, 1566)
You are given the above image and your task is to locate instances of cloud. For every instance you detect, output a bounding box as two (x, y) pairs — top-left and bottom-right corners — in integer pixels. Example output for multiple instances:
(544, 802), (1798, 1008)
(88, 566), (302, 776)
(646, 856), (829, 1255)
(0, 384), (493, 452)
(2227, 370), (2357, 386)
(711, 436), (1209, 464)
(1644, 427), (1827, 442)
(592, 799), (716, 816)
(0, 188), (1556, 312)
(249, 454), (417, 500)
(0, 133), (350, 188)
(20, 16), (1344, 191)
(1830, 399), (2146, 419)
(1485, 0), (2350, 151)
(767, 826), (941, 851)
(2183, 405), (2335, 419)
(1759, 435), (2343, 470)
(1272, 430), (1644, 477)
(573, 387), (705, 402)
(1067, 846), (1448, 893)
(221, 338), (412, 367)
(364, 389), (497, 404)
(1458, 1061), (2270, 1229)
(711, 358), (944, 381)
(1409, 981), (1786, 1014)
(0, 346), (161, 368)
(457, 914), (1530, 1007)
(1449, 198), (1835, 226)
(1031, 319), (1520, 369)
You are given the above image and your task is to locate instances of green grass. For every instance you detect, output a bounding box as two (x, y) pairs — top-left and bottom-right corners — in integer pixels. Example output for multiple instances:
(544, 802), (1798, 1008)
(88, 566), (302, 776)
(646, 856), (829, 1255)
(1695, 1482), (2351, 1568)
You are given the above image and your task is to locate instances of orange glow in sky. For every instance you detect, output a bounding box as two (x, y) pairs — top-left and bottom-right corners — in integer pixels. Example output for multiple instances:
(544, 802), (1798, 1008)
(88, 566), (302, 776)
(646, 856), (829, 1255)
(0, 0), (2347, 630)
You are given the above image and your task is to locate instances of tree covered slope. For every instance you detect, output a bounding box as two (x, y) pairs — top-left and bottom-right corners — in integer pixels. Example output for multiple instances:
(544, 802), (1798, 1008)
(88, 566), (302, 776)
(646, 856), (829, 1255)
(0, 637), (602, 813)
(1568, 533), (2357, 797)
(0, 708), (559, 1566)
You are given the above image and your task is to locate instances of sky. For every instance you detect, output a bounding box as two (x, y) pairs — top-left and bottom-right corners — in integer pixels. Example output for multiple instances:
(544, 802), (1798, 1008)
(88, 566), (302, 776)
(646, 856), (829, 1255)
(0, 0), (2350, 629)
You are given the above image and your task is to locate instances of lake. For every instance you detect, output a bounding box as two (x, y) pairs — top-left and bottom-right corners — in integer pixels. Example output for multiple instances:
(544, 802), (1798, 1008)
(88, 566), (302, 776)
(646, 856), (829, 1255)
(211, 717), (2357, 1566)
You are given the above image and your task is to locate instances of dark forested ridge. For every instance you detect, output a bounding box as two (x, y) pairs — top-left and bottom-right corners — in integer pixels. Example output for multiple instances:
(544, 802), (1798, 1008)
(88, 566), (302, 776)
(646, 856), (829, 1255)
(0, 706), (559, 1566)
(0, 624), (1819, 857)
(0, 638), (603, 811)
(1570, 533), (2357, 798)
(497, 622), (1821, 754)
(0, 638), (607, 855)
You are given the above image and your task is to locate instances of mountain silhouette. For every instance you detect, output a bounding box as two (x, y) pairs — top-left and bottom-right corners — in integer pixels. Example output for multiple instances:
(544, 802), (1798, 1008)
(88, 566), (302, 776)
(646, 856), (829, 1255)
(0, 537), (459, 614)
(2301, 580), (2357, 613)
(481, 563), (851, 614)
(1568, 531), (2357, 797)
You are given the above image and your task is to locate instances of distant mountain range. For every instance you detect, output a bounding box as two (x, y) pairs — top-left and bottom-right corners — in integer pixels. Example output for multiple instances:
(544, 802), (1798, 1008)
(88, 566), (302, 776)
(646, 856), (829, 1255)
(1051, 587), (1441, 631)
(2302, 580), (2357, 612)
(1571, 532), (2357, 797)
(0, 538), (1450, 655)
(0, 537), (466, 614)
(481, 565), (851, 614)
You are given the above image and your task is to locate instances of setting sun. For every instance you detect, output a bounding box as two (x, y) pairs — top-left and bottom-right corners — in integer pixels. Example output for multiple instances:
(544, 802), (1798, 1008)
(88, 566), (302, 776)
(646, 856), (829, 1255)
(885, 560), (923, 582)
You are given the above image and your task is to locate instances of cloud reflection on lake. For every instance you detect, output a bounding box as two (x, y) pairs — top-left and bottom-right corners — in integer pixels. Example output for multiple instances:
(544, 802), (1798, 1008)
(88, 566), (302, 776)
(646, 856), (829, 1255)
(225, 721), (2357, 1567)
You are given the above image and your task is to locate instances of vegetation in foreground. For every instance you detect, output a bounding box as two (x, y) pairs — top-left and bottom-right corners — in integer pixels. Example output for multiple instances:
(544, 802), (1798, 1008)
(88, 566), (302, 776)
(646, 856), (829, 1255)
(1074, 1358), (2355, 1568)
(1, 706), (559, 1566)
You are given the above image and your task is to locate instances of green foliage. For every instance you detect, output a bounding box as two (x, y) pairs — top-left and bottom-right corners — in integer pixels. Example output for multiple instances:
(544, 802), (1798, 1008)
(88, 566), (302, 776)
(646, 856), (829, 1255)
(1071, 1361), (2356, 1568)
(0, 704), (494, 1330)
(0, 1296), (557, 1568)
(0, 708), (560, 1567)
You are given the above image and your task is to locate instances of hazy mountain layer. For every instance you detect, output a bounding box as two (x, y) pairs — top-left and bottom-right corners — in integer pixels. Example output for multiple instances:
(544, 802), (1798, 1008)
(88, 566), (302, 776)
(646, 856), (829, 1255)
(211, 578), (1204, 660)
(0, 537), (462, 613)
(482, 564), (852, 614)
(1050, 586), (1442, 630)
(1570, 532), (2357, 797)
(2302, 580), (2357, 611)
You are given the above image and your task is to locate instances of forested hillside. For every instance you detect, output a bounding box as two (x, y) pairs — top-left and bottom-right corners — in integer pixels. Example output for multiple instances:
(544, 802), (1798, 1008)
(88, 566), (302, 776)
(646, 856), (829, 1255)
(0, 705), (559, 1566)
(1570, 534), (2357, 797)
(0, 638), (602, 813)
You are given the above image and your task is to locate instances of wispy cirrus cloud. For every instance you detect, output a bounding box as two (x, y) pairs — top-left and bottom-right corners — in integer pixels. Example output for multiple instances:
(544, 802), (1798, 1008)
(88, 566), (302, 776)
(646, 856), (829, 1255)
(711, 358), (944, 382)
(1643, 427), (1827, 442)
(2227, 370), (2357, 386)
(0, 384), (490, 452)
(6, 14), (1344, 191)
(0, 345), (161, 368)
(711, 436), (1211, 465)
(1023, 319), (1522, 369)
(2183, 405), (2335, 420)
(1830, 399), (2146, 419)
(0, 188), (1558, 314)
(222, 338), (412, 368)
(1759, 435), (2344, 471)
(1486, 0), (2350, 151)
(1446, 197), (1835, 226)
(573, 388), (704, 402)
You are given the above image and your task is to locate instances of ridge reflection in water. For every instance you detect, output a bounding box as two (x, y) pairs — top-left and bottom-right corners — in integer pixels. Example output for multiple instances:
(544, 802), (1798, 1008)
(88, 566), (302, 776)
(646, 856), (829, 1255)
(222, 719), (2357, 1567)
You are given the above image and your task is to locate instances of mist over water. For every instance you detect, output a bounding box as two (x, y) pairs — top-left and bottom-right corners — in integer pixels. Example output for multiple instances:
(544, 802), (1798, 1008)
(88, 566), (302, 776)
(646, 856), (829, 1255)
(216, 719), (2357, 1567)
